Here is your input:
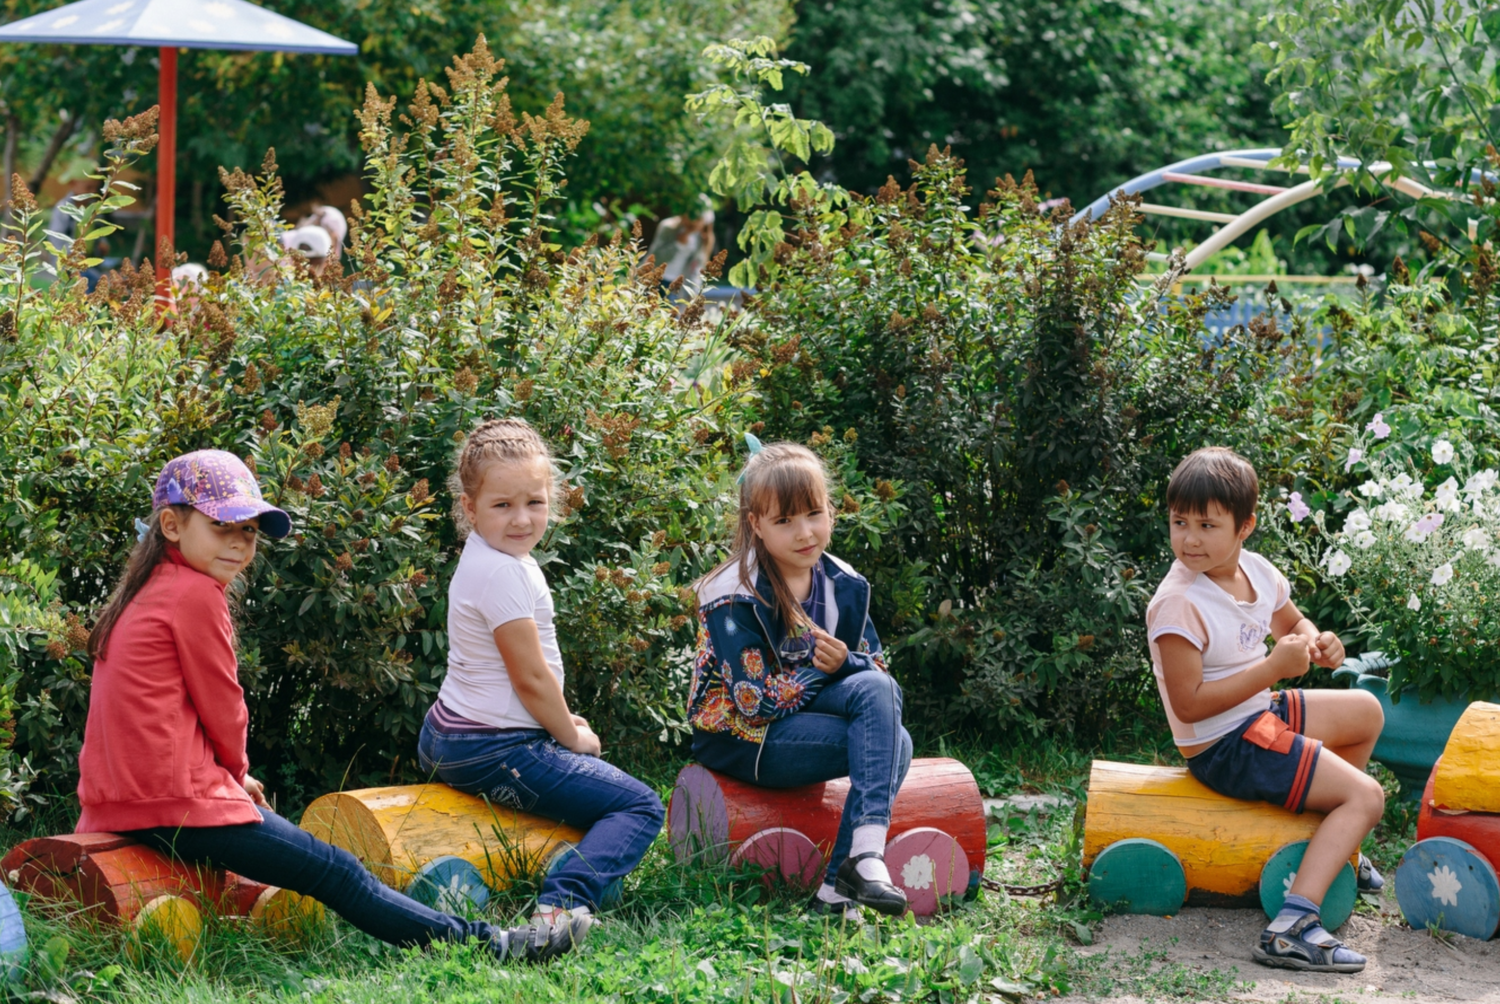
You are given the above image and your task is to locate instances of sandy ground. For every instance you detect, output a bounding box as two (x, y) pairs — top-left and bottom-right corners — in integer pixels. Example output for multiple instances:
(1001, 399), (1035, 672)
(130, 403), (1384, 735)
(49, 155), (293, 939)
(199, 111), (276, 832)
(1065, 892), (1500, 1003)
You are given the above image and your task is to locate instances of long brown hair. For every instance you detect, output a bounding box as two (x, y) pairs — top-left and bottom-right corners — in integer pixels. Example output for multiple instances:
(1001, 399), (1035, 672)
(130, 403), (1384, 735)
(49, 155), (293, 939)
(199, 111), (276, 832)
(87, 505), (229, 660)
(447, 417), (559, 539)
(701, 442), (832, 630)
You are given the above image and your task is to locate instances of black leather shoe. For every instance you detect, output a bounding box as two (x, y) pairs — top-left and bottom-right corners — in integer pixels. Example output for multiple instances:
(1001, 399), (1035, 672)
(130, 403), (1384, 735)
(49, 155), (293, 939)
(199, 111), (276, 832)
(805, 894), (864, 924)
(834, 852), (908, 917)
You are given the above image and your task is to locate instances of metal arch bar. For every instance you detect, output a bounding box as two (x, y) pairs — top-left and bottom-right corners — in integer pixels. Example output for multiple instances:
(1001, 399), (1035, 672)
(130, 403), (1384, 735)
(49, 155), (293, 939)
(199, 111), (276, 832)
(1138, 203), (1238, 223)
(1069, 148), (1369, 224)
(1161, 172), (1287, 196)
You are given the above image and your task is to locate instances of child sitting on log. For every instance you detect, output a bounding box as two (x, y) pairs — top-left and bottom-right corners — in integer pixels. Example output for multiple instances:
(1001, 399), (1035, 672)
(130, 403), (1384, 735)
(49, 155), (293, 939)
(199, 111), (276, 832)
(1149, 447), (1387, 973)
(417, 419), (665, 936)
(689, 437), (912, 918)
(78, 450), (577, 962)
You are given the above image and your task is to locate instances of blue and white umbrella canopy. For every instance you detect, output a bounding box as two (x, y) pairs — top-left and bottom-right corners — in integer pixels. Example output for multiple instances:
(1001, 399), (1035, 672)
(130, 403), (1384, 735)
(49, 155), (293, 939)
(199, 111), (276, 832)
(0, 0), (357, 54)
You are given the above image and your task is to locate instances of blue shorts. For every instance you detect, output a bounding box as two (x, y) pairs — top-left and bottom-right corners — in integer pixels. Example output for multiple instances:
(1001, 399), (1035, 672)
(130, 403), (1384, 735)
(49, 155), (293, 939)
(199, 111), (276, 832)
(1185, 689), (1322, 814)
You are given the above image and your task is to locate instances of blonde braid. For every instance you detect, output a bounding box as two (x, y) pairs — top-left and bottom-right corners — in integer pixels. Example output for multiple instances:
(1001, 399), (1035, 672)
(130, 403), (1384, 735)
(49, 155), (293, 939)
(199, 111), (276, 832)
(449, 418), (557, 536)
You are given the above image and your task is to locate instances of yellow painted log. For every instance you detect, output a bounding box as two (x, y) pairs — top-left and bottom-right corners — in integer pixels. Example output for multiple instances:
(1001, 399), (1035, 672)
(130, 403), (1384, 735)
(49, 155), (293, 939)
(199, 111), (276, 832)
(1084, 760), (1346, 901)
(250, 886), (327, 943)
(1432, 702), (1500, 813)
(130, 894), (201, 964)
(299, 783), (584, 891)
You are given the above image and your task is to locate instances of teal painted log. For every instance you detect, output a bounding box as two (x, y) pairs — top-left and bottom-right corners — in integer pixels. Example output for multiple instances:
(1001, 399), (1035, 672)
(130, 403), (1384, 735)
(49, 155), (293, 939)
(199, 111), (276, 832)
(1087, 838), (1187, 916)
(1258, 840), (1357, 931)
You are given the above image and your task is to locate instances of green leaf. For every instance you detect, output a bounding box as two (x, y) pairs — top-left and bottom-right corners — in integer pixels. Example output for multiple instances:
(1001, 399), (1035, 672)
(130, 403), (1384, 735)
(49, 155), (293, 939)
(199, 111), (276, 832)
(957, 945), (983, 985)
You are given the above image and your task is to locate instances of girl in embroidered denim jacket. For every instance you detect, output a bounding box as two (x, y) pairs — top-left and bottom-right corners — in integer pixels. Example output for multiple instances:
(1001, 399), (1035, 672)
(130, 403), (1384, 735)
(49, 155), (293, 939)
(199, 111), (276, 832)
(688, 442), (887, 744)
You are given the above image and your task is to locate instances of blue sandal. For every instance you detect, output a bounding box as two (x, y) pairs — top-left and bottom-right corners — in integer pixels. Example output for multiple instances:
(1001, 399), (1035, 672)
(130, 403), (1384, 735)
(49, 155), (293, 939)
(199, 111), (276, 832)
(1252, 913), (1366, 973)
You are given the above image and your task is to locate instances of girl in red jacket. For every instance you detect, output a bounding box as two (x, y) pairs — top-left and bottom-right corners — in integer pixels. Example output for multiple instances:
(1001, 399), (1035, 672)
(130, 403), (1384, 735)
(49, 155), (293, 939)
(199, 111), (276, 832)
(77, 450), (581, 961)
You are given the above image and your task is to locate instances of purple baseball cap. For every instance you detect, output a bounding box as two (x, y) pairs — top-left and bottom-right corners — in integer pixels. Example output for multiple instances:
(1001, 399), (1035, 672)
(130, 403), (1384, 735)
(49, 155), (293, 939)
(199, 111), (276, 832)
(152, 450), (291, 539)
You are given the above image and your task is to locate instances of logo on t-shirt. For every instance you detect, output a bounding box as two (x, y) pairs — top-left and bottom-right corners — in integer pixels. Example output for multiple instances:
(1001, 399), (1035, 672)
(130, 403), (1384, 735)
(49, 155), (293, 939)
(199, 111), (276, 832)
(1238, 620), (1269, 652)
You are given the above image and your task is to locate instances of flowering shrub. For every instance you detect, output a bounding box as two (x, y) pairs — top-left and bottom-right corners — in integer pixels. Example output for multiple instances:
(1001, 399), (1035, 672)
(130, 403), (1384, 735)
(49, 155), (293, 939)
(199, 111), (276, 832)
(1275, 421), (1500, 702)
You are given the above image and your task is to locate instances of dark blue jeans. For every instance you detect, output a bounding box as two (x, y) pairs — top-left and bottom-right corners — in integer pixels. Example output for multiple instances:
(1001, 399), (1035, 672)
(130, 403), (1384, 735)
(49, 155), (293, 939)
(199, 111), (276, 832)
(128, 807), (494, 948)
(694, 670), (913, 885)
(417, 724), (665, 911)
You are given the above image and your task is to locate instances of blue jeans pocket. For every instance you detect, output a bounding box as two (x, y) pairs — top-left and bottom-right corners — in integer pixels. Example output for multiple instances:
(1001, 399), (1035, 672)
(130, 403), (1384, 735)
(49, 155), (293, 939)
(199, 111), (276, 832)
(420, 724), (547, 812)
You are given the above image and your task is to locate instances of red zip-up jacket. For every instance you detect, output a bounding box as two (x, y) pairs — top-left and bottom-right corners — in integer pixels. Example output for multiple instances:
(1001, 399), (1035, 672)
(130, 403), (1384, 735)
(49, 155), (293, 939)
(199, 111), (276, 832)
(75, 547), (260, 832)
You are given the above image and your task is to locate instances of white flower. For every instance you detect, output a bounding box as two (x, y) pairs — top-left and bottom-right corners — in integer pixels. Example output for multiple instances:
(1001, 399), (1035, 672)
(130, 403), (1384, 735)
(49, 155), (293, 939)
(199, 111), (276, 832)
(1343, 509), (1372, 534)
(1431, 562), (1455, 586)
(1475, 501), (1487, 517)
(1344, 448), (1364, 472)
(1389, 474), (1423, 500)
(1429, 864), (1463, 908)
(1404, 524), (1431, 543)
(1463, 528), (1490, 551)
(1367, 413), (1392, 439)
(1466, 469), (1500, 497)
(1433, 440), (1455, 464)
(1324, 550), (1353, 577)
(1353, 530), (1377, 549)
(1435, 477), (1462, 512)
(1488, 551), (1500, 568)
(1408, 593), (1422, 611)
(1373, 501), (1410, 522)
(1359, 480), (1384, 499)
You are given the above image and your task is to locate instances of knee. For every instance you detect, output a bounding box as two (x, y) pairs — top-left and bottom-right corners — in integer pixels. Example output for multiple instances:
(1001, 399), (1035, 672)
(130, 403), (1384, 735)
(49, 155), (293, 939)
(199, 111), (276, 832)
(1352, 773), (1386, 826)
(1353, 690), (1385, 735)
(634, 786), (666, 831)
(847, 670), (903, 710)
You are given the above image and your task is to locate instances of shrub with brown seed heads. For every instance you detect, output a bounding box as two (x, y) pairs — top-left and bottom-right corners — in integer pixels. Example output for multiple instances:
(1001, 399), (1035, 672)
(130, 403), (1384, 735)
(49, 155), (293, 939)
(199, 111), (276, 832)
(353, 538), (371, 553)
(874, 480), (896, 501)
(841, 494), (861, 514)
(515, 378), (535, 401)
(408, 478), (430, 505)
(305, 442), (325, 459)
(670, 615), (689, 631)
(626, 590), (645, 603)
(610, 569), (630, 588)
(628, 636), (650, 652)
(306, 473), (324, 497)
(652, 561), (670, 576)
(384, 453), (401, 473)
(323, 523), (338, 538)
(595, 566), (610, 582)
(339, 442), (352, 460)
(335, 553), (354, 571)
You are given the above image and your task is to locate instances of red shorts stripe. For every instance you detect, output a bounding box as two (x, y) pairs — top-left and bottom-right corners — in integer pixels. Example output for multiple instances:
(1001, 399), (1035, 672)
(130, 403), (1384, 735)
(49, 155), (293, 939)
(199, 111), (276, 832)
(1285, 738), (1319, 812)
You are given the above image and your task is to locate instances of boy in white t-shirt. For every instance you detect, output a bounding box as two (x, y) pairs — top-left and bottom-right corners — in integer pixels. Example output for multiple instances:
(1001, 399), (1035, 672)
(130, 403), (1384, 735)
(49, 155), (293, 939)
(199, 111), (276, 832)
(1148, 447), (1386, 974)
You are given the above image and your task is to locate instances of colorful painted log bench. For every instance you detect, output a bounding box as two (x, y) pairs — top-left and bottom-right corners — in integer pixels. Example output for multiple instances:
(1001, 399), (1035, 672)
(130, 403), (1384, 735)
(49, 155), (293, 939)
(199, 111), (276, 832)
(1083, 760), (1359, 928)
(300, 783), (590, 911)
(1395, 701), (1500, 941)
(667, 757), (985, 915)
(1, 833), (323, 960)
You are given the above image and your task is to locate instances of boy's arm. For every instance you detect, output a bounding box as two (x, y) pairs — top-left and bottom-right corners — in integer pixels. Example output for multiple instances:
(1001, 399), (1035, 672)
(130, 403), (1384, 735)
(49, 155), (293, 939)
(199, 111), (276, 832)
(1159, 633), (1312, 724)
(1270, 601), (1346, 669)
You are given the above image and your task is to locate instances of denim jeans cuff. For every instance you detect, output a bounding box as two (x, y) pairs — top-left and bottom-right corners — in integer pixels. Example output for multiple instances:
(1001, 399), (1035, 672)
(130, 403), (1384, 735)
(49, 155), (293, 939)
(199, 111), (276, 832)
(849, 814), (893, 829)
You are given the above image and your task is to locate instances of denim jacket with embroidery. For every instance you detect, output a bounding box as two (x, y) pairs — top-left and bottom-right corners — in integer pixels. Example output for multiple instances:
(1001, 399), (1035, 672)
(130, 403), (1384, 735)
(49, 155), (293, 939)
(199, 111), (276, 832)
(687, 552), (887, 745)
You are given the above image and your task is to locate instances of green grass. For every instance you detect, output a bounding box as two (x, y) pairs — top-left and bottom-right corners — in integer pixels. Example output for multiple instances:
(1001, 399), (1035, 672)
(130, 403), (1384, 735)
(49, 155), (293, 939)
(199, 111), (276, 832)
(0, 727), (1414, 1002)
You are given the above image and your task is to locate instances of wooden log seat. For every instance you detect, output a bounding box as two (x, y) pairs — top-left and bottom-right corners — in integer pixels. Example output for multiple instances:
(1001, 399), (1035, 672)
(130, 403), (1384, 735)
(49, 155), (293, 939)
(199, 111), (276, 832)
(1083, 760), (1358, 924)
(1393, 708), (1500, 942)
(667, 757), (986, 915)
(1, 833), (323, 959)
(299, 783), (585, 896)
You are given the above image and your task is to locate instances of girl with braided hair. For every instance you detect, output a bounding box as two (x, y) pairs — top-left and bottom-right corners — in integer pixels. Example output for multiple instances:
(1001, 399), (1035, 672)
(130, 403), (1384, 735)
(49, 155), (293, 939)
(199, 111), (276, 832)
(418, 418), (664, 938)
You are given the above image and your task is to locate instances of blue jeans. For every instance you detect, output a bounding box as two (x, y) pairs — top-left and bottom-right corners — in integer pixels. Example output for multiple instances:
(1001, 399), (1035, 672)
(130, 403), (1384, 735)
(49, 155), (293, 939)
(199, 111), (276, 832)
(417, 724), (664, 911)
(693, 670), (913, 884)
(128, 807), (494, 948)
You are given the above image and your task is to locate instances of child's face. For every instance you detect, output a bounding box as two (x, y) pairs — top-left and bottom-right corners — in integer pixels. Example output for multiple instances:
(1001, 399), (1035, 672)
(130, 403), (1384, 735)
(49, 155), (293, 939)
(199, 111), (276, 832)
(160, 508), (259, 586)
(462, 456), (551, 558)
(1170, 501), (1254, 574)
(749, 499), (833, 576)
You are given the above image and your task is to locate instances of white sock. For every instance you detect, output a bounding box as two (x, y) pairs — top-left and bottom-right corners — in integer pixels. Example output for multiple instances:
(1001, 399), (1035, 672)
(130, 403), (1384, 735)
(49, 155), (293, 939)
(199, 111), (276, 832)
(817, 882), (851, 904)
(850, 824), (891, 883)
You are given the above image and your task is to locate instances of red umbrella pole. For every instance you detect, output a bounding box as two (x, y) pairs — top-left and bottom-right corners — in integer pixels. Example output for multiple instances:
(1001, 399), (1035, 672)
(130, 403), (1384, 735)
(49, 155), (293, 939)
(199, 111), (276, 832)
(155, 45), (177, 283)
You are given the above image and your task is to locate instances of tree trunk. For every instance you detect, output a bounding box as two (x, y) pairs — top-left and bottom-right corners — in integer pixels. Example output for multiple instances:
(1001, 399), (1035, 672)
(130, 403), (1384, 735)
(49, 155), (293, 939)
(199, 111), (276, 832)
(26, 112), (77, 195)
(1, 112), (17, 229)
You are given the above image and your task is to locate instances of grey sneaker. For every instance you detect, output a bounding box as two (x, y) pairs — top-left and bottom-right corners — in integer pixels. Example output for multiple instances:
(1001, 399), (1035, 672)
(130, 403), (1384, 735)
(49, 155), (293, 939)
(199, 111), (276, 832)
(490, 917), (587, 963)
(1357, 854), (1384, 892)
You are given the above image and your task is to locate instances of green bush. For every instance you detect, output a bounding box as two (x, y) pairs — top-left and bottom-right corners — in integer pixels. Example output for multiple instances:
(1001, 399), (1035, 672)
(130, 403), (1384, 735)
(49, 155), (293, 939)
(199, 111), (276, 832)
(0, 41), (905, 809)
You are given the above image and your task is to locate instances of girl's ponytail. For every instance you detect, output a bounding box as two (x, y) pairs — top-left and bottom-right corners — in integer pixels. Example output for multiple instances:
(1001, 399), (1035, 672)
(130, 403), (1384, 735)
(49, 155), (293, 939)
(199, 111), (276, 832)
(88, 505), (190, 660)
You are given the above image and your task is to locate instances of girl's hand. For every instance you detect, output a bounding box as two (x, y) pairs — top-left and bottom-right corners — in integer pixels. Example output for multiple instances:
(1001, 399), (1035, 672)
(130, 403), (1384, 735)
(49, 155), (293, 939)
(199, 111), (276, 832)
(567, 725), (602, 757)
(1267, 634), (1311, 681)
(571, 713), (590, 727)
(810, 627), (848, 674)
(242, 775), (271, 809)
(1309, 631), (1345, 669)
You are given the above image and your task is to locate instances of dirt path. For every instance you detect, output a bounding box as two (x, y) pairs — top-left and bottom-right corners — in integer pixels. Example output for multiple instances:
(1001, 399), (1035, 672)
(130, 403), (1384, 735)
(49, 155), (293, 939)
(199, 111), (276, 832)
(1066, 892), (1500, 1002)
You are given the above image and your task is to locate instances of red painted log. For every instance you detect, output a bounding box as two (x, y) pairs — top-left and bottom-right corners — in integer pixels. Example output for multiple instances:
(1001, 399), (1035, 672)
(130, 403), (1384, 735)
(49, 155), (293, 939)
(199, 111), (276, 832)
(1418, 758), (1500, 870)
(668, 757), (986, 905)
(2, 834), (267, 922)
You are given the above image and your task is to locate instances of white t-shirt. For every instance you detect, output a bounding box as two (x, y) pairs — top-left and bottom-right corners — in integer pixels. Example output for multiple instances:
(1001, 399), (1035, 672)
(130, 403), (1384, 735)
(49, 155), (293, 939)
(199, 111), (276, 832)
(1145, 550), (1291, 747)
(439, 534), (564, 730)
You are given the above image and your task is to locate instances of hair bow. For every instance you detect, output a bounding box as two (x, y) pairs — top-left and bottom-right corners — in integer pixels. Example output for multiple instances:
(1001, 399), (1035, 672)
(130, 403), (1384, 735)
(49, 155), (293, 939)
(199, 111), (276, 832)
(737, 432), (764, 484)
(134, 517), (151, 544)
